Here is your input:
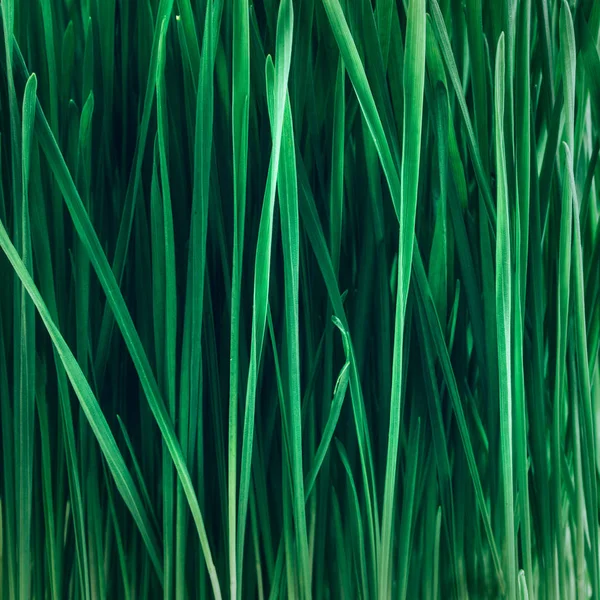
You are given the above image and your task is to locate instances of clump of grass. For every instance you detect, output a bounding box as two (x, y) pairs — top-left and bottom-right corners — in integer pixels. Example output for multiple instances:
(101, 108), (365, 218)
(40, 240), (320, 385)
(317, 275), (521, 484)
(0, 0), (599, 598)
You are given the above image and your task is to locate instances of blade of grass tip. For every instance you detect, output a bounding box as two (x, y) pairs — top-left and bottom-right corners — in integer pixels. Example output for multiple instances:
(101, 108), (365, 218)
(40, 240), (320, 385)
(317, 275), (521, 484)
(275, 29), (313, 600)
(236, 67), (278, 597)
(379, 0), (425, 596)
(15, 72), (37, 600)
(518, 570), (530, 600)
(237, 1), (294, 592)
(156, 19), (178, 600)
(494, 33), (517, 600)
(565, 145), (599, 598)
(10, 38), (224, 600)
(304, 356), (350, 499)
(0, 220), (164, 585)
(228, 0), (250, 594)
(75, 92), (94, 376)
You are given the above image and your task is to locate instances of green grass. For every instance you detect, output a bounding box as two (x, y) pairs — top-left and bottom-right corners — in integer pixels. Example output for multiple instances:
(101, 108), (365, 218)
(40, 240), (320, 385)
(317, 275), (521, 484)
(1, 0), (600, 598)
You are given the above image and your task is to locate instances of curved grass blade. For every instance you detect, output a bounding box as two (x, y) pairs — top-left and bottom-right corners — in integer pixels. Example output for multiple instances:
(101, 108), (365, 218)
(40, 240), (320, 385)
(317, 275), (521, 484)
(304, 357), (350, 499)
(236, 2), (294, 593)
(320, 0), (401, 210)
(494, 34), (516, 600)
(278, 92), (311, 598)
(297, 160), (379, 577)
(15, 71), (37, 600)
(379, 0), (426, 595)
(176, 2), (224, 597)
(228, 0), (251, 593)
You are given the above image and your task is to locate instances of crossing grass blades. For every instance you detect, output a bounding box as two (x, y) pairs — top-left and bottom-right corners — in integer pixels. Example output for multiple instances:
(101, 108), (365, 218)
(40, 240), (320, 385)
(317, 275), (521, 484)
(0, 0), (600, 598)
